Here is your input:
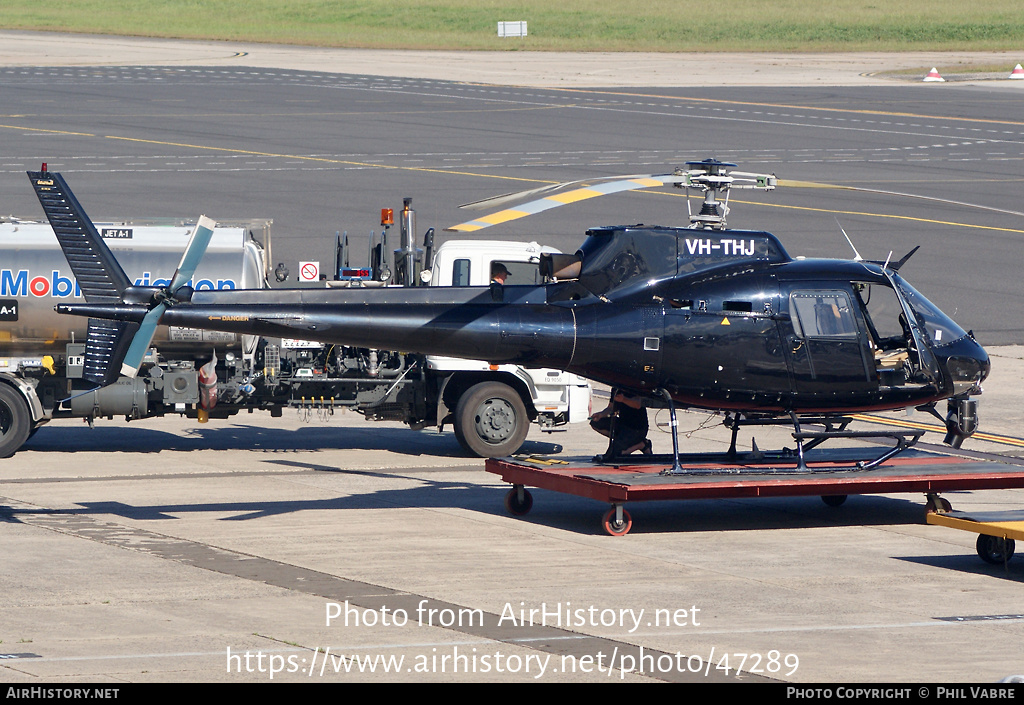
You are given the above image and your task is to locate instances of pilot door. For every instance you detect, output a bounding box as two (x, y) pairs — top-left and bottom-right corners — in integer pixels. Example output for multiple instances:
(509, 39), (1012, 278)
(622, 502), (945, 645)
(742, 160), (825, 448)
(780, 285), (876, 396)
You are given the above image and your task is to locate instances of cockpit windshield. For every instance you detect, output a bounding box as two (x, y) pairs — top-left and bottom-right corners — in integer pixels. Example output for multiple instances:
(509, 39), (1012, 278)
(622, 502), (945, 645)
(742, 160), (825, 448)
(891, 274), (968, 345)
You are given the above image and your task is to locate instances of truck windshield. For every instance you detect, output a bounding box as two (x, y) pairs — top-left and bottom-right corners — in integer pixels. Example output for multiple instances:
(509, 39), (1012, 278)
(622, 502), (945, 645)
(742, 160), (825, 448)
(497, 261), (543, 285)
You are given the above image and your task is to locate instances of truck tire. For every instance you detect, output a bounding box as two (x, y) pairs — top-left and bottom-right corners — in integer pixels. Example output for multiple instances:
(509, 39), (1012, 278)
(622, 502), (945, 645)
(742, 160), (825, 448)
(0, 384), (31, 459)
(453, 381), (529, 458)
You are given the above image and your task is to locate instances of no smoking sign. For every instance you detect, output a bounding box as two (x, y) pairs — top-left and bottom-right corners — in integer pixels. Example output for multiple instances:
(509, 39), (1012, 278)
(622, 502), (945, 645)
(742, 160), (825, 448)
(299, 261), (320, 282)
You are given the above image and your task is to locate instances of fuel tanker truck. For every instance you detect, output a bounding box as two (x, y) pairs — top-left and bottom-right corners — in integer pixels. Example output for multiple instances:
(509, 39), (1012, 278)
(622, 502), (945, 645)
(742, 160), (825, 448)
(0, 207), (591, 458)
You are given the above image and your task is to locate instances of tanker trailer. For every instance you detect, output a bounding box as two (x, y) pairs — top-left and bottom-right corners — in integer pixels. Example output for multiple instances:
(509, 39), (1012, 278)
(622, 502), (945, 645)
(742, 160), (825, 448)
(0, 218), (269, 457)
(0, 216), (590, 459)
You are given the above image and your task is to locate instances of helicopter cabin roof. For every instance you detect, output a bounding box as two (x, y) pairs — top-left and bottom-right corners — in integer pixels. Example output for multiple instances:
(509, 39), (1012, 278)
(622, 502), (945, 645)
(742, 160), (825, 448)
(771, 257), (892, 284)
(573, 226), (792, 299)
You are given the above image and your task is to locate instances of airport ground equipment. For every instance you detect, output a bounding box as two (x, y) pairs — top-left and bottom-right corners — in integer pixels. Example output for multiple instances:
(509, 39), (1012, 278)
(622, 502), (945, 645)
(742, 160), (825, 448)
(927, 509), (1023, 565)
(0, 190), (590, 458)
(489, 447), (1024, 536)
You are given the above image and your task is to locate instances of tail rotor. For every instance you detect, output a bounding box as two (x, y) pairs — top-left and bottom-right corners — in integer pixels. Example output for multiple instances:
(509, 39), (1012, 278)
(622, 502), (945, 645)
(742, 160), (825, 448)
(119, 216), (215, 377)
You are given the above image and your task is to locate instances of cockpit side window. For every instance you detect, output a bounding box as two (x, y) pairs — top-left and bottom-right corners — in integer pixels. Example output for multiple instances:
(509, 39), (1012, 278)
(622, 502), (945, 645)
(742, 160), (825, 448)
(851, 280), (935, 387)
(852, 282), (908, 351)
(790, 290), (858, 338)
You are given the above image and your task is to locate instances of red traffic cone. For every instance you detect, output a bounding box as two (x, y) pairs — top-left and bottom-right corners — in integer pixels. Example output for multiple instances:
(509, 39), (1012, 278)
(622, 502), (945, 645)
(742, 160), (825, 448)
(1010, 64), (1024, 79)
(923, 67), (945, 82)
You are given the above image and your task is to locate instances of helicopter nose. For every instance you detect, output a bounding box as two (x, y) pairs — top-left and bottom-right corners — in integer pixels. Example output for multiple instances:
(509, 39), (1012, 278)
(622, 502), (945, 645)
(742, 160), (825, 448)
(938, 334), (990, 395)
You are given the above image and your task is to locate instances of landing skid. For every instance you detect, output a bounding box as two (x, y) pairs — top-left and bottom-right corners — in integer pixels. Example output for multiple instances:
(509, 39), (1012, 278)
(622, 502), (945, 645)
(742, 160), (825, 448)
(719, 412), (925, 474)
(599, 397), (925, 475)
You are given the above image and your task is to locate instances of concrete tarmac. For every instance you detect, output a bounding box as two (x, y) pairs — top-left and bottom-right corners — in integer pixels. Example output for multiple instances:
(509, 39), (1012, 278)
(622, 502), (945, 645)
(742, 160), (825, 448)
(1, 33), (1023, 684)
(1, 358), (1022, 683)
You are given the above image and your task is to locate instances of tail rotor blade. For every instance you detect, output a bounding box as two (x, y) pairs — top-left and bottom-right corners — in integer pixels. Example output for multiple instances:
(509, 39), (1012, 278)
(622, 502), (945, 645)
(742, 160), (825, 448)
(127, 216), (214, 376)
(169, 216), (216, 293)
(120, 303), (166, 378)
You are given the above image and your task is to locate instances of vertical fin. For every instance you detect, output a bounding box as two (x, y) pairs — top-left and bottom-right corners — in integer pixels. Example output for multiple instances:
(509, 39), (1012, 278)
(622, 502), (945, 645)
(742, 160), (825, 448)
(27, 168), (134, 385)
(26, 169), (131, 302)
(85, 319), (141, 387)
(27, 169), (216, 384)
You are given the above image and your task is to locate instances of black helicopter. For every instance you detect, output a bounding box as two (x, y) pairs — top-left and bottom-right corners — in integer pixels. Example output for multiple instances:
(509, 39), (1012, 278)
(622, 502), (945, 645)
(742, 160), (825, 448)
(29, 160), (989, 467)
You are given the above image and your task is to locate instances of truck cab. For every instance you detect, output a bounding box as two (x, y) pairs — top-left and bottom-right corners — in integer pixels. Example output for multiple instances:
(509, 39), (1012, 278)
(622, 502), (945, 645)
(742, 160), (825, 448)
(424, 240), (592, 456)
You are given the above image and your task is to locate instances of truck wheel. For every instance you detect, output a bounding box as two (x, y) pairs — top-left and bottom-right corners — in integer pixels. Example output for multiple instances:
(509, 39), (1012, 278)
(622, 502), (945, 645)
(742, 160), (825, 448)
(454, 381), (529, 457)
(0, 384), (31, 459)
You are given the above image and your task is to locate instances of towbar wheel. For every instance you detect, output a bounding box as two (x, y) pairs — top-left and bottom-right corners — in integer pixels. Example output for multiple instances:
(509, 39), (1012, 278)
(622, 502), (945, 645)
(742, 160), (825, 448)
(976, 534), (1015, 565)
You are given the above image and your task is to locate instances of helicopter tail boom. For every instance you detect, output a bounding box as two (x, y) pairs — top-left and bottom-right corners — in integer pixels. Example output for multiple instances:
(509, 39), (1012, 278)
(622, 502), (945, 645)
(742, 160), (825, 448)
(56, 291), (580, 371)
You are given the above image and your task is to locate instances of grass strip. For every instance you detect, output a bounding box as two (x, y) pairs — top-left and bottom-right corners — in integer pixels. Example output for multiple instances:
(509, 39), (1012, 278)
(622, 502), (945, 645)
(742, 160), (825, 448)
(2, 1), (1023, 52)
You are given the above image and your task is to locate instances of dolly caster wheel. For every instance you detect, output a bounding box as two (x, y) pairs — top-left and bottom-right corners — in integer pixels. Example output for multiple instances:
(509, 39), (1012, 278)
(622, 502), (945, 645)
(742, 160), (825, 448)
(602, 507), (632, 536)
(504, 486), (533, 516)
(925, 493), (952, 514)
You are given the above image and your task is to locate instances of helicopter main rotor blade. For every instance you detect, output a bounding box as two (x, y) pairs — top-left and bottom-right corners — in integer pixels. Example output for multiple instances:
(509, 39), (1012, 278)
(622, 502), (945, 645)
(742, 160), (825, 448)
(458, 173), (659, 211)
(448, 174), (683, 232)
(783, 180), (1024, 219)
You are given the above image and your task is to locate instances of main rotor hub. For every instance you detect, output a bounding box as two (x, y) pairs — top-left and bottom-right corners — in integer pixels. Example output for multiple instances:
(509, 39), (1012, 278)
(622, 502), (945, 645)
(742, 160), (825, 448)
(677, 159), (776, 230)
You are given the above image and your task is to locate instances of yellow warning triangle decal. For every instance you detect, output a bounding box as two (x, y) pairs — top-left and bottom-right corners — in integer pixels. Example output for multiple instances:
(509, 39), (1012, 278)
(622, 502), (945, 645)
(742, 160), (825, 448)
(720, 317), (731, 325)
